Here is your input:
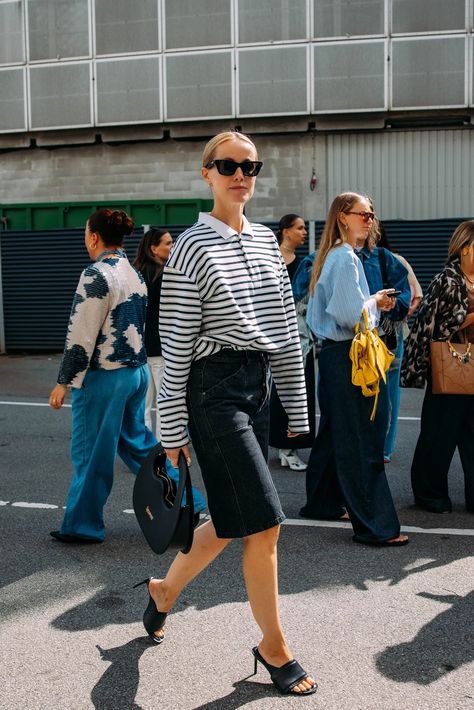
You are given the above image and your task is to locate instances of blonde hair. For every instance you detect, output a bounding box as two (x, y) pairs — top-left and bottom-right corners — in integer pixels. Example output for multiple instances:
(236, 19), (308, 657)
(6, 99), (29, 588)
(309, 192), (379, 295)
(447, 220), (474, 261)
(202, 130), (257, 166)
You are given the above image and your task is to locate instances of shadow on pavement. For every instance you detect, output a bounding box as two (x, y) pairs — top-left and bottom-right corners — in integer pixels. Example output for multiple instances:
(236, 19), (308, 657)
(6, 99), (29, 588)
(376, 589), (474, 685)
(92, 637), (151, 710)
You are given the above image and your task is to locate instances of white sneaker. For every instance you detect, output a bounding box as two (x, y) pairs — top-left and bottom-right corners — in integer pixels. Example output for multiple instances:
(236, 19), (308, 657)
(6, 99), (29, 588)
(279, 449), (307, 471)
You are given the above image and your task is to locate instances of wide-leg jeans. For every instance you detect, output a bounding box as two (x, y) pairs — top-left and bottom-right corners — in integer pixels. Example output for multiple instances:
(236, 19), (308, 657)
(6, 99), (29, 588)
(60, 365), (157, 540)
(301, 339), (401, 543)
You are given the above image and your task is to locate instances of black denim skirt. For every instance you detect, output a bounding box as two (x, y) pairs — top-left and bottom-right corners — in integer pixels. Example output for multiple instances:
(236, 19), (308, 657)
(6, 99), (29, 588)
(187, 349), (285, 538)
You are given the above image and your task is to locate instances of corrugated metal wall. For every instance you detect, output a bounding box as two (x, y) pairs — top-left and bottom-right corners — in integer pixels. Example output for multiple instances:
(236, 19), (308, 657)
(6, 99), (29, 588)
(0, 219), (466, 352)
(327, 129), (474, 220)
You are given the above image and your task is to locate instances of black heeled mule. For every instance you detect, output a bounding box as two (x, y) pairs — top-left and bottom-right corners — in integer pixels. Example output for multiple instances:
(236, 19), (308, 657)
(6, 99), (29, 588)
(133, 577), (167, 644)
(251, 646), (318, 696)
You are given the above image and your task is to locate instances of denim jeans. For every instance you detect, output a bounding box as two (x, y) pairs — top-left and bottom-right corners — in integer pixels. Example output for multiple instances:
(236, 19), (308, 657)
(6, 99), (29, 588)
(301, 339), (401, 543)
(60, 365), (205, 541)
(187, 349), (284, 538)
(384, 334), (404, 459)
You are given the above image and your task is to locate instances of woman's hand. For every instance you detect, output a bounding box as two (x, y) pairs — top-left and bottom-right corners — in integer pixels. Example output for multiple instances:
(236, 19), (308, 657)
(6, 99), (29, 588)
(458, 312), (474, 331)
(49, 384), (68, 410)
(408, 296), (422, 317)
(287, 429), (300, 438)
(165, 445), (192, 468)
(375, 289), (396, 312)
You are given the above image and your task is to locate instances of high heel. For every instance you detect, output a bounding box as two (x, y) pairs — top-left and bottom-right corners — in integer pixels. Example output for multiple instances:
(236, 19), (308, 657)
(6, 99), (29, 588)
(251, 646), (317, 696)
(279, 449), (307, 471)
(133, 577), (167, 644)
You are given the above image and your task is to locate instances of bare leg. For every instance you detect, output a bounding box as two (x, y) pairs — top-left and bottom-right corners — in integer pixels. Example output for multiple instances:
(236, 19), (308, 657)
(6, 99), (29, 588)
(242, 525), (316, 694)
(148, 520), (230, 635)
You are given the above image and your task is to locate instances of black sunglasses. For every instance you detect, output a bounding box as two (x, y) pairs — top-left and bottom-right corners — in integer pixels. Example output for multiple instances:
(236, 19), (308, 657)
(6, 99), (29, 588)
(205, 159), (263, 177)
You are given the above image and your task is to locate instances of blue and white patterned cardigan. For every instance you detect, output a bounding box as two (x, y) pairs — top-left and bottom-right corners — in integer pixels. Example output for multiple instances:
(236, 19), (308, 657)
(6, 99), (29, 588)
(57, 250), (147, 388)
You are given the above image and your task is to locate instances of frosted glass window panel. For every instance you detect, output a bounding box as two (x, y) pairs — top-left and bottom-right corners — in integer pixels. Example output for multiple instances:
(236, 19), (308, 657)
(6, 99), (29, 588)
(0, 69), (25, 130)
(238, 0), (307, 44)
(96, 57), (160, 124)
(313, 0), (384, 38)
(392, 38), (465, 108)
(166, 52), (232, 119)
(165, 0), (231, 49)
(392, 0), (466, 34)
(314, 41), (385, 111)
(30, 63), (91, 128)
(0, 2), (24, 64)
(27, 0), (89, 61)
(239, 46), (307, 115)
(95, 0), (159, 55)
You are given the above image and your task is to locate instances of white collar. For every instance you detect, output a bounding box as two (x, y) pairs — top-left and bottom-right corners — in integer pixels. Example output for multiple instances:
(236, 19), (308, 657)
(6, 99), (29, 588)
(198, 212), (254, 240)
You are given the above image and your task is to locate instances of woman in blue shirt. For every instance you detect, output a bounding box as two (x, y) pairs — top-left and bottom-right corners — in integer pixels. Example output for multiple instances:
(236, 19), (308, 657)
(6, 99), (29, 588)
(300, 192), (409, 546)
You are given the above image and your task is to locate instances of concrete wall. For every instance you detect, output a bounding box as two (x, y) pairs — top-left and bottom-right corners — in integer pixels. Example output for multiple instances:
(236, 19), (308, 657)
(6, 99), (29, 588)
(0, 131), (328, 222)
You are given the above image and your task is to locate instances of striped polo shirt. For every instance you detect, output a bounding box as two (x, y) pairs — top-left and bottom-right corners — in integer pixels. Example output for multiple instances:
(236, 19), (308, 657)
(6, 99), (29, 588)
(158, 212), (309, 449)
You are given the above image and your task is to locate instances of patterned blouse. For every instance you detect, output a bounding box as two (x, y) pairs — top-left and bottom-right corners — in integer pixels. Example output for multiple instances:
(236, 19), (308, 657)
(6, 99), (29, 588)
(401, 259), (468, 388)
(57, 249), (147, 388)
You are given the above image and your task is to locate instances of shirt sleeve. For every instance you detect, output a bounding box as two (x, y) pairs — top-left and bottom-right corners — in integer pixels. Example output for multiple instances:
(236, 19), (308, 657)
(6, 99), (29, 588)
(384, 250), (411, 320)
(325, 253), (377, 330)
(269, 263), (309, 434)
(158, 266), (203, 448)
(57, 266), (110, 388)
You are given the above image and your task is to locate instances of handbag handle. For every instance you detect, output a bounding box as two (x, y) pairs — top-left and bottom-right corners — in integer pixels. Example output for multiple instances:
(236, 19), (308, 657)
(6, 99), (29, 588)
(446, 332), (471, 363)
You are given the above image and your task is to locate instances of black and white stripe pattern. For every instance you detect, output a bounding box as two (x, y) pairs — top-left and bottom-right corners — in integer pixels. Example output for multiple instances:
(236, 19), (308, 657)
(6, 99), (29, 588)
(158, 212), (308, 448)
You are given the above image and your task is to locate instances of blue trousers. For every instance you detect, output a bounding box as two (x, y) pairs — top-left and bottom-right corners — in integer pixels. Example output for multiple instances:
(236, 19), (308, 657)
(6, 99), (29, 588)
(384, 334), (404, 459)
(60, 366), (156, 540)
(60, 366), (206, 540)
(301, 339), (401, 543)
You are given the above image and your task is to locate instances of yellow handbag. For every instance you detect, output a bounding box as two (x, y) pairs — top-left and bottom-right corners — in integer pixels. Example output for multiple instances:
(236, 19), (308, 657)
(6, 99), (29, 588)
(349, 308), (395, 420)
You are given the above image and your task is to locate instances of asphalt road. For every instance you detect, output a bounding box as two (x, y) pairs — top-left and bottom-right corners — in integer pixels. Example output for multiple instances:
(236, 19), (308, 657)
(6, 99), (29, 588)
(0, 354), (473, 710)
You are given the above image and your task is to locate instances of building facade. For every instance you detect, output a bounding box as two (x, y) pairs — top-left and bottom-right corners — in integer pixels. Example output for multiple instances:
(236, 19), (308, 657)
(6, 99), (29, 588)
(0, 0), (473, 223)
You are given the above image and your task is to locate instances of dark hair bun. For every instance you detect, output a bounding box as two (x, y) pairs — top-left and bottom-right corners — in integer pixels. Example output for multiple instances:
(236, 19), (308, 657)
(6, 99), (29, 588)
(108, 210), (134, 236)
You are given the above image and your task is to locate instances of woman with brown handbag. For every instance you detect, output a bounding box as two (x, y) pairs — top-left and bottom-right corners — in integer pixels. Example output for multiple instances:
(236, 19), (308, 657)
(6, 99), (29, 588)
(401, 220), (474, 513)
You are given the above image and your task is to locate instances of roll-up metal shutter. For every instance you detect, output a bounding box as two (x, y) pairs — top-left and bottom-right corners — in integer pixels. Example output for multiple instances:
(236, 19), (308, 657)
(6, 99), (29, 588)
(0, 218), (469, 352)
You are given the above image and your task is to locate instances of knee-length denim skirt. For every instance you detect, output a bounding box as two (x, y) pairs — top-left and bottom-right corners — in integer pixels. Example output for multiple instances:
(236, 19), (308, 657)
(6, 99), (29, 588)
(186, 349), (285, 538)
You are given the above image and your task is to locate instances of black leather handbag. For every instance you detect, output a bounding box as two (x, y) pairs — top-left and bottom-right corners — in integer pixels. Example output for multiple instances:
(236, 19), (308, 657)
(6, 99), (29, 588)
(133, 444), (194, 555)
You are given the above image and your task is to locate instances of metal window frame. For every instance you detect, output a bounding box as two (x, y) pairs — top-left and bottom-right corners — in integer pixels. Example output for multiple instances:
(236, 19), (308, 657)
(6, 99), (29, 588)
(236, 43), (310, 117)
(0, 65), (27, 131)
(92, 0), (161, 58)
(236, 0), (310, 46)
(390, 34), (468, 110)
(390, 0), (469, 37)
(25, 0), (92, 64)
(0, 0), (25, 66)
(162, 0), (233, 52)
(94, 54), (163, 126)
(311, 38), (388, 114)
(312, 0), (386, 42)
(163, 47), (235, 121)
(28, 59), (94, 130)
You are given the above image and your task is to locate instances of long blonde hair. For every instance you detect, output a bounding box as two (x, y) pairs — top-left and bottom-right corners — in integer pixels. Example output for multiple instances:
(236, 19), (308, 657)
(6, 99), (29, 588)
(309, 192), (379, 295)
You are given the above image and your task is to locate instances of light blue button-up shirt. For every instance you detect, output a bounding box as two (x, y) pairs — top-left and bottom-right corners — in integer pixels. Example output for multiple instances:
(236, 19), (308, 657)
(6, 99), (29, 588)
(307, 243), (379, 341)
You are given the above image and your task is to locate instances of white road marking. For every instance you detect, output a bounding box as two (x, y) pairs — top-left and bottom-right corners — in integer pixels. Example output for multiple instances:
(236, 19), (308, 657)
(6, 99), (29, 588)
(0, 400), (72, 408)
(1, 502), (472, 535)
(0, 400), (423, 421)
(283, 518), (474, 536)
(11, 502), (59, 509)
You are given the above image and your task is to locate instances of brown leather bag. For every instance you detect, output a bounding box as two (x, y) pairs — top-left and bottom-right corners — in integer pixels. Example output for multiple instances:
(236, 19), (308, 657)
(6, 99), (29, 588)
(431, 331), (474, 394)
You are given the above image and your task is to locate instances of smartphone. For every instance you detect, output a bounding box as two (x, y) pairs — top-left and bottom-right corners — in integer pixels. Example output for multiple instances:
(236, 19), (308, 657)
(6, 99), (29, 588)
(387, 289), (401, 297)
